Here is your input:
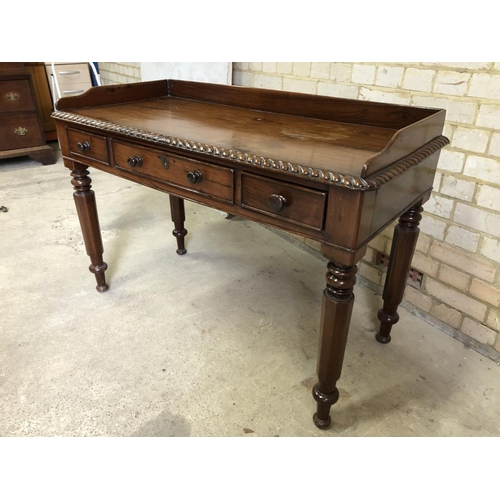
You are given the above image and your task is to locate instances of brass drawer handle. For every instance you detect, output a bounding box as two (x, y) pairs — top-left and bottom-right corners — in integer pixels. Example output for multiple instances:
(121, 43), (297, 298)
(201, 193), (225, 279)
(14, 127), (27, 136)
(77, 141), (90, 152)
(127, 155), (143, 168)
(187, 170), (203, 184)
(268, 194), (287, 212)
(6, 92), (19, 102)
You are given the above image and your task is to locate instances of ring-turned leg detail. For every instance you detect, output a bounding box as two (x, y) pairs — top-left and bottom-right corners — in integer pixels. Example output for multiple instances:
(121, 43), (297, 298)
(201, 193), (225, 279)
(313, 261), (357, 429)
(376, 201), (423, 344)
(169, 195), (187, 255)
(312, 385), (339, 429)
(70, 163), (109, 292)
(89, 263), (109, 293)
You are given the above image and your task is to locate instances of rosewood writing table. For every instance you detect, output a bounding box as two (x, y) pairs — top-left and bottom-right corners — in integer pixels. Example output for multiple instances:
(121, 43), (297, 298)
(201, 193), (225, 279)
(52, 80), (449, 429)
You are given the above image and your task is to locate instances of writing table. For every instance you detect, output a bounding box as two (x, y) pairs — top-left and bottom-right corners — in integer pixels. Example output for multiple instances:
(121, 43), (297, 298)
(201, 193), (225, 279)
(52, 80), (449, 429)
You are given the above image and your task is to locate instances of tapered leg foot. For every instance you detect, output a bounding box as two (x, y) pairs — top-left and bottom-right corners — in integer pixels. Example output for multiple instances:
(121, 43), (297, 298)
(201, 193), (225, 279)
(173, 232), (187, 255)
(375, 332), (392, 344)
(313, 261), (357, 429)
(90, 262), (109, 292)
(375, 309), (398, 343)
(376, 202), (422, 344)
(71, 163), (109, 292)
(312, 385), (339, 429)
(170, 195), (188, 255)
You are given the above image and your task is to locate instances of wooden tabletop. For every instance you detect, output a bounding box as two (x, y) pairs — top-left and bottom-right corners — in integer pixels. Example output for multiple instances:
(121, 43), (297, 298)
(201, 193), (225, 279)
(54, 79), (447, 183)
(74, 96), (398, 175)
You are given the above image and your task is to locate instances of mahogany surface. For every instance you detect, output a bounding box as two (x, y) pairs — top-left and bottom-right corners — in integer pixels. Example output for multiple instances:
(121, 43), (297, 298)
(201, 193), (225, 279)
(52, 79), (449, 429)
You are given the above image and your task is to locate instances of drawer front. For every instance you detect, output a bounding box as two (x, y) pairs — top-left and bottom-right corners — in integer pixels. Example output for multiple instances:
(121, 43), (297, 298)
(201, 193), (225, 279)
(113, 141), (234, 203)
(57, 82), (93, 98)
(45, 63), (91, 85)
(0, 79), (36, 113)
(0, 113), (44, 150)
(241, 173), (327, 230)
(67, 128), (109, 164)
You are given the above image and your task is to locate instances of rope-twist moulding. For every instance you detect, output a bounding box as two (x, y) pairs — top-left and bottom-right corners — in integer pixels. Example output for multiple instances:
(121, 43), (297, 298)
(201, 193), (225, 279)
(53, 111), (449, 191)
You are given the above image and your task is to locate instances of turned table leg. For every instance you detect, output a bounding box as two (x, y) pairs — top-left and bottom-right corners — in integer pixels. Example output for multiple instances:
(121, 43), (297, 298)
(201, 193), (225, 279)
(70, 163), (108, 292)
(313, 261), (357, 429)
(169, 195), (187, 255)
(376, 201), (423, 344)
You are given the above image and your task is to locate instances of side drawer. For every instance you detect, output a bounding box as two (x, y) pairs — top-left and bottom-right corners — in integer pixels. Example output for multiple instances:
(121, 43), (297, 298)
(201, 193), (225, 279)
(112, 141), (234, 204)
(241, 173), (327, 230)
(67, 128), (109, 164)
(0, 113), (44, 150)
(0, 79), (36, 113)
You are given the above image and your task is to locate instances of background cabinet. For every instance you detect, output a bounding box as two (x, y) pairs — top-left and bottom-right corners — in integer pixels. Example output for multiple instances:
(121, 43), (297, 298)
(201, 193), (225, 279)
(25, 62), (57, 140)
(23, 62), (94, 142)
(0, 63), (55, 165)
(44, 62), (93, 103)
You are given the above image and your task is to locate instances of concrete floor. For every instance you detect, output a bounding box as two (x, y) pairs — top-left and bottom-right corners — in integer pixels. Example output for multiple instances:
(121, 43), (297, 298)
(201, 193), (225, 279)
(1, 143), (499, 437)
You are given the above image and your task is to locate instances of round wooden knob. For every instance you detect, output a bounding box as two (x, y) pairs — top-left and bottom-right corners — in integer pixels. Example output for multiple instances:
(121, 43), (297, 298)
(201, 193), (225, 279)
(77, 141), (90, 152)
(187, 170), (203, 184)
(127, 155), (143, 167)
(268, 194), (287, 212)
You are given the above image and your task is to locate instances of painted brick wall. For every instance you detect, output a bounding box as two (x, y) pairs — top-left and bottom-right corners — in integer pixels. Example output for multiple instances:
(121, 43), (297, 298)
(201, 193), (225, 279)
(99, 62), (141, 85)
(98, 61), (500, 360)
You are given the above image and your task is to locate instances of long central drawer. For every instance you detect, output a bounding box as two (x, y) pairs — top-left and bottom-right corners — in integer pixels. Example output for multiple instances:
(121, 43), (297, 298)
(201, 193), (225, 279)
(112, 141), (234, 204)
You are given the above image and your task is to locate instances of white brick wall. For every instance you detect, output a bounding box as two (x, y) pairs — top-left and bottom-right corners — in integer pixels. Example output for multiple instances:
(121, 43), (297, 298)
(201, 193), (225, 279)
(434, 70), (470, 96)
(412, 95), (477, 124)
(431, 303), (462, 328)
(330, 63), (352, 82)
(477, 185), (500, 212)
(283, 78), (317, 94)
(311, 62), (330, 79)
(481, 237), (500, 264)
(451, 127), (490, 153)
(254, 74), (282, 90)
(360, 88), (410, 105)
(461, 318), (496, 345)
(352, 64), (376, 85)
(454, 204), (500, 238)
(425, 278), (487, 321)
(440, 175), (475, 201)
(438, 150), (465, 173)
(464, 156), (500, 184)
(318, 82), (359, 99)
(403, 68), (435, 92)
(430, 241), (496, 282)
(489, 133), (500, 156)
(425, 194), (454, 219)
(477, 104), (500, 129)
(438, 264), (470, 291)
(469, 73), (500, 100)
(444, 226), (480, 252)
(375, 66), (404, 88)
(99, 62), (141, 85)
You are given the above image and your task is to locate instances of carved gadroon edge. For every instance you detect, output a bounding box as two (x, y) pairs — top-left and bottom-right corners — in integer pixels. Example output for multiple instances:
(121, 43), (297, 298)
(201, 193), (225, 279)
(52, 111), (450, 191)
